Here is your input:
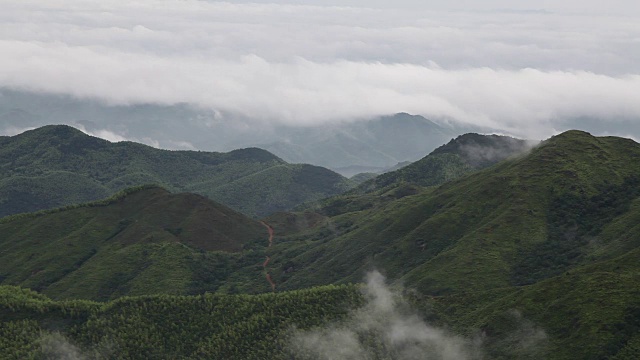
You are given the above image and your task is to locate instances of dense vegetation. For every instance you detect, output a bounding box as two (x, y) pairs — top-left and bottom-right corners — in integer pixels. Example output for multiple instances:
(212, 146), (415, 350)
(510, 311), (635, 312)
(0, 125), (353, 218)
(0, 284), (363, 359)
(258, 131), (640, 358)
(2, 130), (640, 359)
(0, 186), (271, 301)
(267, 131), (639, 291)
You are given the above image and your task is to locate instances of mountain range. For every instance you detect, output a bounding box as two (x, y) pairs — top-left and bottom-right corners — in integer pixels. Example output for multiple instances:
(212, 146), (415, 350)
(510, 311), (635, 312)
(0, 89), (472, 174)
(0, 125), (351, 218)
(1, 128), (639, 359)
(257, 113), (464, 174)
(262, 130), (640, 358)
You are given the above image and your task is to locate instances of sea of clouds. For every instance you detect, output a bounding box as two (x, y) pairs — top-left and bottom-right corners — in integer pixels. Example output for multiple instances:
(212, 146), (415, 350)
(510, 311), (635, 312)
(1, 0), (639, 139)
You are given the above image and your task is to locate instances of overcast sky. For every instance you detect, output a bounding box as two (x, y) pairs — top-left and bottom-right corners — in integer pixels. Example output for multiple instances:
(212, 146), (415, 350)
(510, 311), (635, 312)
(1, 0), (639, 138)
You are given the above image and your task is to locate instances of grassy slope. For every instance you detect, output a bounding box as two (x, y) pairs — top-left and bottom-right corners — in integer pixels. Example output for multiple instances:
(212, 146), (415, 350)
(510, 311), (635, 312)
(0, 125), (352, 218)
(0, 186), (269, 301)
(428, 248), (640, 359)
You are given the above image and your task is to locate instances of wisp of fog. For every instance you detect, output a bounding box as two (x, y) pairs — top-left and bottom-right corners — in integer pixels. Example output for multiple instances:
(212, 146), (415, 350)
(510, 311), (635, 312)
(289, 270), (548, 360)
(290, 271), (481, 360)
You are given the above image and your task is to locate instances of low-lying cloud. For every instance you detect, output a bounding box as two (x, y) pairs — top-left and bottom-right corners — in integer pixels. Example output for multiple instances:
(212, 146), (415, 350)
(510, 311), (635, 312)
(39, 332), (113, 360)
(1, 0), (640, 139)
(290, 271), (481, 359)
(32, 271), (547, 359)
(2, 45), (639, 138)
(289, 271), (548, 359)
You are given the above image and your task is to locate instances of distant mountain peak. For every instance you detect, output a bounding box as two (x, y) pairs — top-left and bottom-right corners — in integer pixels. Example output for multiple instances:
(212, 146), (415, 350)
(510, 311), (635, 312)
(536, 130), (602, 152)
(553, 129), (593, 138)
(27, 124), (86, 136)
(8, 124), (110, 154)
(432, 132), (535, 168)
(351, 132), (536, 194)
(226, 147), (284, 163)
(382, 112), (438, 125)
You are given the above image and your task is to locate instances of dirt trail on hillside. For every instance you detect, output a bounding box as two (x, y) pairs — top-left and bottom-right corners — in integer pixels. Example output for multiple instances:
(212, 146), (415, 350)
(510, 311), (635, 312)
(262, 221), (274, 247)
(260, 221), (276, 291)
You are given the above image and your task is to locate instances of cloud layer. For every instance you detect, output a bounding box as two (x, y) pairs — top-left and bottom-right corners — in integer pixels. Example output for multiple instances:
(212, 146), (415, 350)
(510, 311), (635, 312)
(1, 0), (639, 137)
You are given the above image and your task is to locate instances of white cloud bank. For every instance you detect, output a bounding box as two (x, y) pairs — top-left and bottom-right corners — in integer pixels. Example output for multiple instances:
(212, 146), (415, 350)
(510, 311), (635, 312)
(1, 0), (639, 137)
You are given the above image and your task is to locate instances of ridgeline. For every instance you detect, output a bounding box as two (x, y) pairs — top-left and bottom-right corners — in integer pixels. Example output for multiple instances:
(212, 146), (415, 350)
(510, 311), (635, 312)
(0, 125), (352, 218)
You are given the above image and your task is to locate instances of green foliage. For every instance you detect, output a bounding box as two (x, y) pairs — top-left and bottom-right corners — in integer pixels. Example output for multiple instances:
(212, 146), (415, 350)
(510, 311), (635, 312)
(357, 153), (473, 192)
(512, 175), (640, 285)
(0, 284), (363, 359)
(267, 130), (640, 294)
(0, 125), (353, 218)
(3, 130), (640, 359)
(243, 131), (640, 359)
(349, 172), (378, 185)
(0, 184), (159, 224)
(0, 187), (268, 301)
(352, 133), (533, 195)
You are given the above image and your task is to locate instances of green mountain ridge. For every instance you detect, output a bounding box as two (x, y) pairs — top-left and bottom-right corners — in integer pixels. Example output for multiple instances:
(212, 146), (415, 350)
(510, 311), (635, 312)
(0, 90), (484, 173)
(0, 125), (352, 218)
(353, 132), (535, 194)
(0, 185), (269, 301)
(253, 130), (640, 358)
(266, 131), (640, 292)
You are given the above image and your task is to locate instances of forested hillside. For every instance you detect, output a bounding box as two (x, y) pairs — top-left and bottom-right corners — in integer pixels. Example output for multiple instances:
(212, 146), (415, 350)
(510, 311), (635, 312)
(0, 186), (271, 301)
(258, 131), (640, 358)
(266, 131), (640, 291)
(0, 284), (362, 359)
(0, 125), (352, 218)
(353, 133), (535, 193)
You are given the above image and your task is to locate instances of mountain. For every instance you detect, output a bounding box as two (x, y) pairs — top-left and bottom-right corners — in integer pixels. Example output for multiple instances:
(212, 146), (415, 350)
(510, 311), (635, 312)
(0, 88), (271, 150)
(255, 130), (640, 358)
(0, 90), (477, 174)
(0, 186), (271, 300)
(354, 132), (536, 193)
(259, 113), (464, 174)
(266, 130), (640, 291)
(0, 125), (352, 217)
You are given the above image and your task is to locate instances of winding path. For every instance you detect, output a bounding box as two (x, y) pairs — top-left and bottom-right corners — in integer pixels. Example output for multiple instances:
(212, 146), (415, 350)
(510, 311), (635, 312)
(260, 221), (276, 291)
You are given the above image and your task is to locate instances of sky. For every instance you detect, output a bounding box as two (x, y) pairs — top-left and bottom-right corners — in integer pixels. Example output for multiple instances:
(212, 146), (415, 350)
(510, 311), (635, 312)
(1, 0), (639, 138)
